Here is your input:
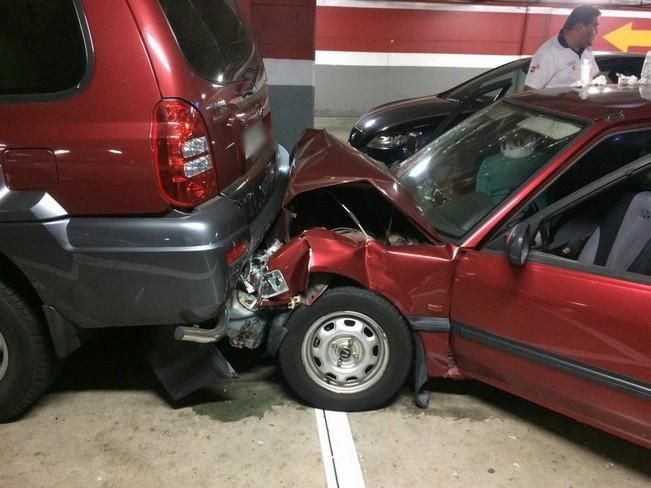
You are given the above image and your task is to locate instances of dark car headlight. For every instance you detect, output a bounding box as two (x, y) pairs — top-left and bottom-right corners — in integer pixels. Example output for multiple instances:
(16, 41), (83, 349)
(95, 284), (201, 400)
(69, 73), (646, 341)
(366, 132), (412, 150)
(366, 129), (435, 154)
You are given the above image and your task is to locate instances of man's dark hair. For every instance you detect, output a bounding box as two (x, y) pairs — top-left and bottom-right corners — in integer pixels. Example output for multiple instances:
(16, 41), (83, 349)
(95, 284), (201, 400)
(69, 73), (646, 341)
(563, 5), (601, 30)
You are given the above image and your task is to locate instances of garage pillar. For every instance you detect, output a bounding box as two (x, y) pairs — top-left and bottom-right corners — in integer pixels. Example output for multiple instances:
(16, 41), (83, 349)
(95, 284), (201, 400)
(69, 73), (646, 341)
(239, 0), (316, 150)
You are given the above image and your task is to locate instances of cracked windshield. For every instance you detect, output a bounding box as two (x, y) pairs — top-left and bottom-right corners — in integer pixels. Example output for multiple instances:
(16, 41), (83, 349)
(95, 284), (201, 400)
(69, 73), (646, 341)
(394, 102), (584, 239)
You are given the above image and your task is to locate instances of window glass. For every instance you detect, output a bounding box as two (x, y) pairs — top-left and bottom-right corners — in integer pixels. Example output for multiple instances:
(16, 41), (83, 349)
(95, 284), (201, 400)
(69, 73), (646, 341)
(598, 58), (644, 83)
(489, 131), (651, 277)
(532, 130), (651, 209)
(443, 60), (527, 101)
(159, 0), (255, 83)
(533, 172), (651, 278)
(0, 0), (86, 95)
(394, 102), (583, 238)
(478, 64), (528, 98)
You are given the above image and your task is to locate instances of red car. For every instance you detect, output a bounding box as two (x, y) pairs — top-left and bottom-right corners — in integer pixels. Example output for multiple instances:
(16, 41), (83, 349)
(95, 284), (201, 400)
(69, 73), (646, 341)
(0, 0), (287, 421)
(237, 85), (651, 449)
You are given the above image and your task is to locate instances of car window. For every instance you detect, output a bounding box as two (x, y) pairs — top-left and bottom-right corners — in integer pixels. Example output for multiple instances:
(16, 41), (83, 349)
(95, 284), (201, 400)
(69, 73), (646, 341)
(531, 130), (651, 211)
(489, 130), (651, 262)
(530, 167), (651, 281)
(0, 0), (87, 95)
(159, 0), (255, 83)
(598, 58), (644, 83)
(478, 63), (529, 99)
(395, 102), (584, 239)
(442, 60), (529, 101)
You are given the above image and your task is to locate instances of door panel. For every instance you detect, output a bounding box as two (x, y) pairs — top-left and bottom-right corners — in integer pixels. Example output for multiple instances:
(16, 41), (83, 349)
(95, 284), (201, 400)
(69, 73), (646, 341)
(453, 251), (651, 381)
(452, 333), (651, 447)
(450, 249), (651, 446)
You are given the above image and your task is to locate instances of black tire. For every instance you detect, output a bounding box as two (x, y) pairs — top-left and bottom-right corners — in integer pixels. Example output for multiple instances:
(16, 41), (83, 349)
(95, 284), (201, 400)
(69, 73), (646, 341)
(279, 287), (413, 411)
(0, 281), (59, 422)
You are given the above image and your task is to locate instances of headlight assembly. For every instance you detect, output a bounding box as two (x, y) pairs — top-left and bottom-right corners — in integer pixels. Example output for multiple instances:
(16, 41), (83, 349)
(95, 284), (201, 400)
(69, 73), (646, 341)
(366, 130), (434, 153)
(366, 132), (411, 150)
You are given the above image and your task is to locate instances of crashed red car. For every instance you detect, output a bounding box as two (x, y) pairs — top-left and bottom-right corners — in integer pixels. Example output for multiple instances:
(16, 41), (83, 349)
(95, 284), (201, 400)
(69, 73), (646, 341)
(229, 86), (651, 449)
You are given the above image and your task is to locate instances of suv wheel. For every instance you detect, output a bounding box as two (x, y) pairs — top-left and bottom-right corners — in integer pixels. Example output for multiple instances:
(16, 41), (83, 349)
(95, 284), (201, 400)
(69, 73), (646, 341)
(279, 287), (413, 411)
(0, 282), (59, 422)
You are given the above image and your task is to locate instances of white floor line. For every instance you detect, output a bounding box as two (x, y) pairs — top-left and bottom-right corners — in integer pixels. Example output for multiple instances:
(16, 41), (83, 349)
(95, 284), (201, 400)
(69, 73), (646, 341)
(315, 409), (366, 488)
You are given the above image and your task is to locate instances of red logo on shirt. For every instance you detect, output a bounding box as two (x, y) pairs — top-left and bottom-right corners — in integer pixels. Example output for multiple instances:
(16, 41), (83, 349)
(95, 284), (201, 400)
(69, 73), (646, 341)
(529, 64), (540, 74)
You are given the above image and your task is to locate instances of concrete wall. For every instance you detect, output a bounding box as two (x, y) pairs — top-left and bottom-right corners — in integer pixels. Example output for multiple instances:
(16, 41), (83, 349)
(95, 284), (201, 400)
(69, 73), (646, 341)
(314, 1), (651, 117)
(239, 0), (316, 149)
(315, 65), (484, 117)
(268, 84), (316, 148)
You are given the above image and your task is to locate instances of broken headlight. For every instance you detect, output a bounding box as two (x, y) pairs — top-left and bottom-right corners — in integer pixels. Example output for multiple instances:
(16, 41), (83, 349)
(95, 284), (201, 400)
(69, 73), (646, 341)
(259, 269), (289, 299)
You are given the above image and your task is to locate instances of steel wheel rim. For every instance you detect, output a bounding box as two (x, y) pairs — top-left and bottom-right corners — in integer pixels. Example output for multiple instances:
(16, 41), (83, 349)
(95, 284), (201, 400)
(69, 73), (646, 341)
(0, 331), (8, 382)
(301, 310), (390, 394)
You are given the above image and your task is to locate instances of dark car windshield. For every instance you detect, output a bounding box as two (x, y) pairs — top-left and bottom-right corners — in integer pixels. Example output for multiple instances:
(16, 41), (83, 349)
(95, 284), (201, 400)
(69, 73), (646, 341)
(159, 0), (255, 83)
(394, 102), (584, 239)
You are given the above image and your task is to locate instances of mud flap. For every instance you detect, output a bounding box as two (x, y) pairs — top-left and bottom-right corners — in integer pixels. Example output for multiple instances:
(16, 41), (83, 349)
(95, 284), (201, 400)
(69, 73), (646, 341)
(413, 333), (430, 409)
(144, 326), (237, 401)
(265, 311), (291, 356)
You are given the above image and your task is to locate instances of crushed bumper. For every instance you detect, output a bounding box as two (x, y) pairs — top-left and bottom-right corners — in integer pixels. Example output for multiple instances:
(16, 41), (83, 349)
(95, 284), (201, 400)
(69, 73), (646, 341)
(2, 146), (290, 329)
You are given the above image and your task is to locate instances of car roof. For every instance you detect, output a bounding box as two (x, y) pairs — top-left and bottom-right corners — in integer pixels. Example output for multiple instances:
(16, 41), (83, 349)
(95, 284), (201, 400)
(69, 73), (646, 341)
(595, 52), (645, 61)
(509, 85), (651, 122)
(438, 53), (643, 99)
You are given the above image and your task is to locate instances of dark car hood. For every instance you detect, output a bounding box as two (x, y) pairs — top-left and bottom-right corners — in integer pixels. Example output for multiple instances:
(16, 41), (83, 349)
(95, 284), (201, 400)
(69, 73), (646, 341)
(286, 129), (440, 242)
(353, 95), (459, 136)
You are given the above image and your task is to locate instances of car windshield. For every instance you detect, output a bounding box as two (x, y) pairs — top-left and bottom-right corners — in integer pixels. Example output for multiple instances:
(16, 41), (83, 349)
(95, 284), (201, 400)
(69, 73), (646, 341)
(394, 102), (584, 239)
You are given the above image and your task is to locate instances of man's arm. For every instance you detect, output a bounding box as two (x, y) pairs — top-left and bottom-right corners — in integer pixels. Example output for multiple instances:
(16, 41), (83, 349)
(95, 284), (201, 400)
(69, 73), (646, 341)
(524, 51), (552, 90)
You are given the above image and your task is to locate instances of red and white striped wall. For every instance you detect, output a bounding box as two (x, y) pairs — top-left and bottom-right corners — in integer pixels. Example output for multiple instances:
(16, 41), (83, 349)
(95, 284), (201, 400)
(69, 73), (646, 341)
(238, 0), (316, 148)
(315, 0), (651, 116)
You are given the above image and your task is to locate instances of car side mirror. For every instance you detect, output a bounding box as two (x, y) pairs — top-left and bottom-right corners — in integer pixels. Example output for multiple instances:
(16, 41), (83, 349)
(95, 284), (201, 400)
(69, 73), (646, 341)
(506, 222), (531, 267)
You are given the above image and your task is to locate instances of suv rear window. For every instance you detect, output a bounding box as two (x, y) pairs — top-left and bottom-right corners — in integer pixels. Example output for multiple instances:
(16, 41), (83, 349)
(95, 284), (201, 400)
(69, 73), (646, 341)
(159, 0), (255, 83)
(0, 0), (87, 96)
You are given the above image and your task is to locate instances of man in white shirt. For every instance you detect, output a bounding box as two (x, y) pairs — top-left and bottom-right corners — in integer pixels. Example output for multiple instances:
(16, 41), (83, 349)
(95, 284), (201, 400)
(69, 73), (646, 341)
(525, 6), (601, 90)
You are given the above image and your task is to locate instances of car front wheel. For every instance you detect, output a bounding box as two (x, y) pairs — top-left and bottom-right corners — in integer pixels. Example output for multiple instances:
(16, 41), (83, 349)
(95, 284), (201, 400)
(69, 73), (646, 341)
(279, 287), (413, 411)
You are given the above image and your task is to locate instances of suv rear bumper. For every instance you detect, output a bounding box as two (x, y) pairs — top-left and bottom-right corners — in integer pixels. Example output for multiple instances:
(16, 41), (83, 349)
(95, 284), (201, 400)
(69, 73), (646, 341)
(0, 146), (290, 329)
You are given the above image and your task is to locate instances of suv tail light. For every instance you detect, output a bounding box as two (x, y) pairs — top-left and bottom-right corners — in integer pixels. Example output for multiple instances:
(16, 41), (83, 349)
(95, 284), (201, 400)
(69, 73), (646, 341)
(152, 99), (219, 208)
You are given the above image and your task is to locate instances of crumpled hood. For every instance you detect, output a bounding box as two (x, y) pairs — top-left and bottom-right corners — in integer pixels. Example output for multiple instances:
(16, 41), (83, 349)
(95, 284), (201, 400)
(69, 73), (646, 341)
(285, 129), (440, 242)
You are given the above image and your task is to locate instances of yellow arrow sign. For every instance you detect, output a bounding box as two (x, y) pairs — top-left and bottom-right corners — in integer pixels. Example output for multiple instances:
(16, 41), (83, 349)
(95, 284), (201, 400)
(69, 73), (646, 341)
(603, 23), (651, 52)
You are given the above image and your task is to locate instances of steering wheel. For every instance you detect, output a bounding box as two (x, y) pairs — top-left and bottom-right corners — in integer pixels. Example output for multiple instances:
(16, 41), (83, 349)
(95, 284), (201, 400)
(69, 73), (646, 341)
(420, 181), (448, 206)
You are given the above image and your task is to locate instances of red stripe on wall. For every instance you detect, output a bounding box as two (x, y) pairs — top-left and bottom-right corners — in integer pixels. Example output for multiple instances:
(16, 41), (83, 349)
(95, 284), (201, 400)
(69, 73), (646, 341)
(316, 6), (651, 55)
(317, 7), (527, 55)
(238, 0), (316, 60)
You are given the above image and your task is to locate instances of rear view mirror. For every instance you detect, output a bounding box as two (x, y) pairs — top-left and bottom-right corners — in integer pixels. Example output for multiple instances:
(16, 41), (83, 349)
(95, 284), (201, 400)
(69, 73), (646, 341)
(506, 222), (531, 266)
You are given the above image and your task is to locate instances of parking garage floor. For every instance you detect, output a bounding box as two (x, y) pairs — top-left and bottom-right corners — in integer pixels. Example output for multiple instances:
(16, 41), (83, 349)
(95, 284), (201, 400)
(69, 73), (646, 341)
(1, 119), (650, 488)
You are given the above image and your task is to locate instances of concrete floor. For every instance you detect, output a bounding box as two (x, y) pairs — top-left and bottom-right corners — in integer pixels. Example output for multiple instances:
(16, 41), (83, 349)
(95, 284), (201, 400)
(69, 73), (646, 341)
(2, 119), (650, 488)
(1, 329), (649, 488)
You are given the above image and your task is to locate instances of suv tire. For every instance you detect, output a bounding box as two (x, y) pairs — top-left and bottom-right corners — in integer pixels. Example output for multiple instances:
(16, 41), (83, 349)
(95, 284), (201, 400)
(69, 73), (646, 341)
(279, 287), (413, 411)
(0, 282), (60, 423)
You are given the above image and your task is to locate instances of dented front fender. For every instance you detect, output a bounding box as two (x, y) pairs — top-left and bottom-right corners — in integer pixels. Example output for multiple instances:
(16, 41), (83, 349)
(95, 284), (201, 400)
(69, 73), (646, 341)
(266, 228), (458, 320)
(263, 228), (460, 378)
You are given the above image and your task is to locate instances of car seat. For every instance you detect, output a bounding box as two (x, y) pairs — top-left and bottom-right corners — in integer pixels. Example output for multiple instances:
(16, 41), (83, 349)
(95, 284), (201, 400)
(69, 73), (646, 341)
(577, 189), (651, 274)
